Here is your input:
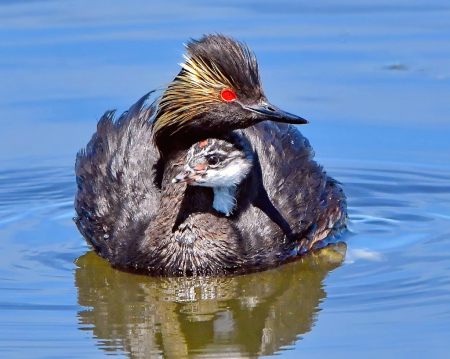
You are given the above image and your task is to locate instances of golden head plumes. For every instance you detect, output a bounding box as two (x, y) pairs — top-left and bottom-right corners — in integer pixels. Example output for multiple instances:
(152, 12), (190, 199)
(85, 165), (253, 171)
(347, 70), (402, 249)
(153, 52), (234, 135)
(152, 35), (264, 147)
(152, 34), (307, 152)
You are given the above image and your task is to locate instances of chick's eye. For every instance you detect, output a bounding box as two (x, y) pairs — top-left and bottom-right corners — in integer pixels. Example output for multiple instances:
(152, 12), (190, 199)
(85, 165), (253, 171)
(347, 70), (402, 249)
(207, 156), (220, 166)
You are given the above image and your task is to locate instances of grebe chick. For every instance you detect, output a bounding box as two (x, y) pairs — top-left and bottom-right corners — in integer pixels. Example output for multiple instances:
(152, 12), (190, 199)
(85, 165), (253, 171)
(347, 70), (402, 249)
(173, 136), (253, 216)
(170, 130), (347, 254)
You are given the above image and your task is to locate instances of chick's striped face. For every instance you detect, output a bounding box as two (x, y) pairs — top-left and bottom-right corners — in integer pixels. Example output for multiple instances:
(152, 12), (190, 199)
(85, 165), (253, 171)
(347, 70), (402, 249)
(175, 138), (253, 188)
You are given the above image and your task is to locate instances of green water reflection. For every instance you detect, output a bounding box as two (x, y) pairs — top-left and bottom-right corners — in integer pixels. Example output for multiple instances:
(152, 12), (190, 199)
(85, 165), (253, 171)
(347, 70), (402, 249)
(74, 243), (346, 358)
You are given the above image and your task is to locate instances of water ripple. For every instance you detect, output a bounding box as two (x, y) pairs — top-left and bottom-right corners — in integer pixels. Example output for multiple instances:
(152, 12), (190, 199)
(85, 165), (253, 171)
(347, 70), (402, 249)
(0, 158), (449, 357)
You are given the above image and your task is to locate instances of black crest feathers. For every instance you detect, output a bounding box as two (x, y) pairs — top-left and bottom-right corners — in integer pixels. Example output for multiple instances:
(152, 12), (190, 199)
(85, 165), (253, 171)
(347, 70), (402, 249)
(152, 34), (264, 146)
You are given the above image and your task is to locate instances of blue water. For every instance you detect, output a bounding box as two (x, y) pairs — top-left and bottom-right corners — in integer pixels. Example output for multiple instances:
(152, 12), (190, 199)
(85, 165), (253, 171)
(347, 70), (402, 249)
(1, 1), (450, 358)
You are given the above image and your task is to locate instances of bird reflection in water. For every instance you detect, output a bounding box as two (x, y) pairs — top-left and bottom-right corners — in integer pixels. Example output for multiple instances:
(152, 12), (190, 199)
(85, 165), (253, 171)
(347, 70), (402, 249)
(75, 242), (346, 358)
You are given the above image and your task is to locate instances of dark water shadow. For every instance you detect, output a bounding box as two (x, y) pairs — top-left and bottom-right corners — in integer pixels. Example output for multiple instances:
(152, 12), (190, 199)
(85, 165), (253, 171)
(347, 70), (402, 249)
(74, 243), (346, 358)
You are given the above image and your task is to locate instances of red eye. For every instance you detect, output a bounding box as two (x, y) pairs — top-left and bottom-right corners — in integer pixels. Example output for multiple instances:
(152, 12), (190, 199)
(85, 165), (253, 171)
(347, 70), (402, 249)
(221, 89), (237, 102)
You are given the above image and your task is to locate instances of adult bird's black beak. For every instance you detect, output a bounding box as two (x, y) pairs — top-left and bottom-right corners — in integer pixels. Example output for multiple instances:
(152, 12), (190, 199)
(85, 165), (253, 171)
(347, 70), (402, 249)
(240, 101), (308, 125)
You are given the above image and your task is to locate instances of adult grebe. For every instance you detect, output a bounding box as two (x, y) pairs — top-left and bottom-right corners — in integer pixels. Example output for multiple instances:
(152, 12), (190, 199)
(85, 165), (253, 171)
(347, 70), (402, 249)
(74, 35), (346, 276)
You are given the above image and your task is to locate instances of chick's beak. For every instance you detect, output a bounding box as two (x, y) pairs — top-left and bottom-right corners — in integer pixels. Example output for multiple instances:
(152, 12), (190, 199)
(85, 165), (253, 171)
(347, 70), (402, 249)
(172, 165), (206, 184)
(240, 101), (308, 125)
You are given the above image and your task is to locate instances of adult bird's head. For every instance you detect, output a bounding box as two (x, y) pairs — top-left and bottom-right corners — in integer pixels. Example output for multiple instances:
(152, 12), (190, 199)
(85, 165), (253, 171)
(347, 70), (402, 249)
(153, 34), (307, 152)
